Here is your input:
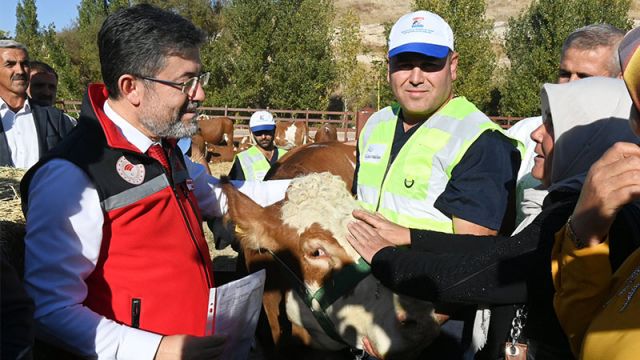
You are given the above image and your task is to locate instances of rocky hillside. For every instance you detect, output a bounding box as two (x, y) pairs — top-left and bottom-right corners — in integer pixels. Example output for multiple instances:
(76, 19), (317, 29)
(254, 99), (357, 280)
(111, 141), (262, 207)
(336, 0), (640, 60)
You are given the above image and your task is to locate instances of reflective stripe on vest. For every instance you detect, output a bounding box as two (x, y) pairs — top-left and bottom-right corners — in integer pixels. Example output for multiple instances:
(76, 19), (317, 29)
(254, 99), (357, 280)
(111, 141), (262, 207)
(357, 97), (523, 233)
(236, 146), (286, 180)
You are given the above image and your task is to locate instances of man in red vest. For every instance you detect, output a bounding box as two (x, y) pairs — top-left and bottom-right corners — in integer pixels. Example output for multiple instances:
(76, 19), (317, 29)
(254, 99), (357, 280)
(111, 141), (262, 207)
(20, 4), (288, 360)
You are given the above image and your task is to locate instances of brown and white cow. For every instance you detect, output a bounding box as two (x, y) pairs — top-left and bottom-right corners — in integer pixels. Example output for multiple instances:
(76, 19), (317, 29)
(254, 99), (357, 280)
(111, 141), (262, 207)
(193, 115), (235, 165)
(221, 173), (440, 359)
(265, 142), (356, 190)
(313, 123), (338, 143)
(275, 120), (311, 150)
(198, 115), (234, 146)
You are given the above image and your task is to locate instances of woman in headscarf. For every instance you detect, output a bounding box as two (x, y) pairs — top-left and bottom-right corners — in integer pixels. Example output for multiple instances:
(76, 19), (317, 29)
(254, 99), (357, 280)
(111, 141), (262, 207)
(346, 76), (640, 359)
(551, 27), (640, 360)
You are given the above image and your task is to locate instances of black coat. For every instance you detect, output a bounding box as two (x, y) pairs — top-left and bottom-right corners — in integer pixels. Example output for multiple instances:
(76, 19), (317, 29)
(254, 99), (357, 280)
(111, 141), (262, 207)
(370, 190), (640, 359)
(0, 101), (75, 166)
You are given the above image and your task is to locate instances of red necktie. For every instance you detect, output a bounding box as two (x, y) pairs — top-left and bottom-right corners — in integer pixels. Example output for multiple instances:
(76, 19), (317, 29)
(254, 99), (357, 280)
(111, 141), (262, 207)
(147, 144), (171, 174)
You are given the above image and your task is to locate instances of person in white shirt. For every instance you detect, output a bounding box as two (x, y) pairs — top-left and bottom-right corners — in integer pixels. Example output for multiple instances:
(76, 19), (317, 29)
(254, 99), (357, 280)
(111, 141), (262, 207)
(20, 5), (289, 360)
(0, 40), (74, 169)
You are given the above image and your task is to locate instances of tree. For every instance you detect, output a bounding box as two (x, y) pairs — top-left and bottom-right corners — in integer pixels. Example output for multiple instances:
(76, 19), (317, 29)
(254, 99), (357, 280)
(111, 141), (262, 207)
(204, 0), (277, 107)
(41, 25), (83, 100)
(267, 0), (336, 110)
(334, 10), (376, 111)
(68, 0), (129, 87)
(15, 0), (43, 59)
(204, 0), (336, 110)
(500, 0), (632, 116)
(14, 0), (82, 100)
(143, 0), (223, 39)
(413, 0), (497, 112)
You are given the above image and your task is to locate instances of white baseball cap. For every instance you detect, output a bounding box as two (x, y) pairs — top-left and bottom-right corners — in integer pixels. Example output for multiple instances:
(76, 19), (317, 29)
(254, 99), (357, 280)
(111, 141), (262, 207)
(388, 10), (454, 59)
(249, 111), (276, 132)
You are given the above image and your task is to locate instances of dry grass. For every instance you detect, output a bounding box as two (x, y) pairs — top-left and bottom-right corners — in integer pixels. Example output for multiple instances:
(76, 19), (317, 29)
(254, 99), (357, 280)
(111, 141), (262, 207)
(209, 161), (233, 178)
(0, 167), (26, 223)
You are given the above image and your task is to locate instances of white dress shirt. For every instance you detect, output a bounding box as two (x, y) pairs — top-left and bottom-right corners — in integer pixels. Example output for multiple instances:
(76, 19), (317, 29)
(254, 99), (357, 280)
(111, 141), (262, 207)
(0, 98), (39, 169)
(23, 100), (289, 360)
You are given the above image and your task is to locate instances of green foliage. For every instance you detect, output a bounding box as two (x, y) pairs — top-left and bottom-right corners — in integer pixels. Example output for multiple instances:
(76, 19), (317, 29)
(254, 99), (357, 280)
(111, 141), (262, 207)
(0, 30), (10, 40)
(334, 10), (377, 111)
(73, 0), (109, 86)
(204, 0), (276, 107)
(500, 0), (633, 116)
(268, 0), (335, 110)
(204, 0), (336, 110)
(369, 22), (395, 110)
(14, 0), (82, 99)
(15, 0), (42, 58)
(40, 25), (82, 100)
(413, 0), (497, 112)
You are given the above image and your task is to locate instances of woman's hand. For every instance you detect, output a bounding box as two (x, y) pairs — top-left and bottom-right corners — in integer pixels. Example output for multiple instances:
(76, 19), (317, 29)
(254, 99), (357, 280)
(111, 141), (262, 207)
(346, 210), (410, 263)
(571, 142), (640, 247)
(352, 210), (411, 246)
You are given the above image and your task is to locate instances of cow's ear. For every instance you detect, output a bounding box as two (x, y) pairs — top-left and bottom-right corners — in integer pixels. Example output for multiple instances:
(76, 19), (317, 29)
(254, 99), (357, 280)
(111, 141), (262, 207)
(221, 181), (282, 251)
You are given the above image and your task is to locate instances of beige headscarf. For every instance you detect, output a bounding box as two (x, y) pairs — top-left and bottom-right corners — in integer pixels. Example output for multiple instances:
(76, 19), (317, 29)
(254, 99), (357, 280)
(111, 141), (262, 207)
(541, 77), (639, 193)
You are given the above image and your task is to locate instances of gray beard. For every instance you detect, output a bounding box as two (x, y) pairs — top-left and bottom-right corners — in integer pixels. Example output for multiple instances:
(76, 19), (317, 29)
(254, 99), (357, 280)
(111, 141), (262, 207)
(139, 107), (199, 139)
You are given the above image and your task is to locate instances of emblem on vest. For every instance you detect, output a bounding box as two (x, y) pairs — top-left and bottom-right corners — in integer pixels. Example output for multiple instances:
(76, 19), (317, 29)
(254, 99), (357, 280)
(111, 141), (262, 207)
(116, 156), (145, 185)
(404, 178), (415, 188)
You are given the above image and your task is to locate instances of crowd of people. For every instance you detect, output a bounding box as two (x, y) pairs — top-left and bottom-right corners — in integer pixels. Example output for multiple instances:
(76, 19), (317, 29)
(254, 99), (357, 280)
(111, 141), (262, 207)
(2, 3), (640, 360)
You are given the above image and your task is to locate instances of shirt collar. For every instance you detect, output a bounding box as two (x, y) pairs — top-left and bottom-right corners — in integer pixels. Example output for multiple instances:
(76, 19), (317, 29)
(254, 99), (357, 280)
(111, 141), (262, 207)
(103, 100), (155, 153)
(0, 97), (30, 116)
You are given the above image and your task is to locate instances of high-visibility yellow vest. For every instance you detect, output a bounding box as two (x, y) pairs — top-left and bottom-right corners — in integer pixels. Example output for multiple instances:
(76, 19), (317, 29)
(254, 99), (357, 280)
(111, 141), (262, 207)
(357, 97), (523, 233)
(235, 146), (287, 180)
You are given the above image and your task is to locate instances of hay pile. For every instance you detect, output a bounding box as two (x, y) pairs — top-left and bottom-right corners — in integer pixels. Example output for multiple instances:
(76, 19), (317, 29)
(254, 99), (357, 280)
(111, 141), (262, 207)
(0, 166), (26, 223)
(0, 166), (27, 276)
(209, 161), (233, 178)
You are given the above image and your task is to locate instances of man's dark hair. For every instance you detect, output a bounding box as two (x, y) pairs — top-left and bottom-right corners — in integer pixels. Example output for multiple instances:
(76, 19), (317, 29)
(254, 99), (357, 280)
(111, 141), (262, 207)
(97, 4), (206, 99)
(29, 61), (58, 80)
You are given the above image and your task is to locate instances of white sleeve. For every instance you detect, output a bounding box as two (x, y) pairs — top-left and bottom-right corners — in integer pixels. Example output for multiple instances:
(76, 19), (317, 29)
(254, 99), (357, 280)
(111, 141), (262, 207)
(184, 154), (290, 218)
(23, 160), (162, 360)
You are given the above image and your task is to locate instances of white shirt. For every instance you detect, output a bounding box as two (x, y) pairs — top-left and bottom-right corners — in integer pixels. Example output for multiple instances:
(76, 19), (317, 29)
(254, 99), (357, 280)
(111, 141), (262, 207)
(23, 100), (289, 360)
(0, 97), (39, 169)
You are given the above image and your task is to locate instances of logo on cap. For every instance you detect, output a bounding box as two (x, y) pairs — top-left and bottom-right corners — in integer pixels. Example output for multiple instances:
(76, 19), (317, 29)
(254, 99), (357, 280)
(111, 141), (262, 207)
(411, 17), (424, 28)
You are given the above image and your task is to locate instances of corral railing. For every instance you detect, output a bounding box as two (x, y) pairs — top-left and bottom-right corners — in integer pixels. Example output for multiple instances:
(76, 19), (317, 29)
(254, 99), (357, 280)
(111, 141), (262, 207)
(198, 106), (358, 141)
(57, 100), (525, 138)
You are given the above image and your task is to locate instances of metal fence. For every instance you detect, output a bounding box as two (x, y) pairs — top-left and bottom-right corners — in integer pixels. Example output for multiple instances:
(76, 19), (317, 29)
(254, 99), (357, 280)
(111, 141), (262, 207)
(56, 100), (525, 132)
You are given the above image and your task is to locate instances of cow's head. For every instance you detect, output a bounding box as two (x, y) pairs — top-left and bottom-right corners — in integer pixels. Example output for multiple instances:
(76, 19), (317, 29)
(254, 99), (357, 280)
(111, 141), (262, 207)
(222, 173), (439, 359)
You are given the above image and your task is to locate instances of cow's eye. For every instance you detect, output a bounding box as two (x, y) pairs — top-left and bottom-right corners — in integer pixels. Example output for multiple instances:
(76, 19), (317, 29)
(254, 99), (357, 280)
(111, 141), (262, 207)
(311, 248), (326, 257)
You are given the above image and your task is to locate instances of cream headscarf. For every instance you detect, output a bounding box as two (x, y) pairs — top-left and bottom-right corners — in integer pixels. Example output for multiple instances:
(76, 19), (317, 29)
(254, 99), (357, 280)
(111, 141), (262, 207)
(541, 77), (639, 193)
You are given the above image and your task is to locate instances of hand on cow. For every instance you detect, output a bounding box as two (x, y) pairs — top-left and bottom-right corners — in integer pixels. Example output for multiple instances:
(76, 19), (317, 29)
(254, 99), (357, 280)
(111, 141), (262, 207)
(570, 142), (640, 247)
(347, 213), (399, 263)
(155, 334), (226, 360)
(352, 210), (411, 246)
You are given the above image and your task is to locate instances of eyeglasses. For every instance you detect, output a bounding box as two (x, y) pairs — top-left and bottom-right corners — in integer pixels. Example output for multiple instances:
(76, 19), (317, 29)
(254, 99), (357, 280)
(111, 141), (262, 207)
(139, 72), (210, 97)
